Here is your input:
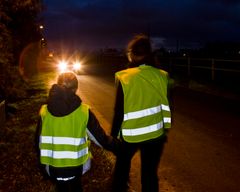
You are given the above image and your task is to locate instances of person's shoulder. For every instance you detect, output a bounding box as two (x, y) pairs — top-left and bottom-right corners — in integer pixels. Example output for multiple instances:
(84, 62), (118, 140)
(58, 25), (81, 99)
(159, 69), (169, 76)
(79, 103), (90, 111)
(148, 66), (169, 77)
(116, 67), (139, 76)
(39, 104), (47, 115)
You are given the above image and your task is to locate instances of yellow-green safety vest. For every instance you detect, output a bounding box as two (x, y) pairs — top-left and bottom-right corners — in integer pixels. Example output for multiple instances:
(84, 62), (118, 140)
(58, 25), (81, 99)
(116, 65), (171, 143)
(39, 104), (90, 167)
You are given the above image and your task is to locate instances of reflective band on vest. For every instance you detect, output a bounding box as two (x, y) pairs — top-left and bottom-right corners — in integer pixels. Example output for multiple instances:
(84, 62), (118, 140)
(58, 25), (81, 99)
(161, 104), (170, 111)
(41, 148), (88, 159)
(40, 136), (87, 146)
(122, 121), (163, 136)
(124, 104), (170, 121)
(164, 117), (171, 123)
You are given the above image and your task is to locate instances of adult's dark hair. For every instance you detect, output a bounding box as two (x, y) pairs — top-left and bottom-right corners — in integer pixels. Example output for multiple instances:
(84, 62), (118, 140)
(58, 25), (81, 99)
(126, 34), (155, 67)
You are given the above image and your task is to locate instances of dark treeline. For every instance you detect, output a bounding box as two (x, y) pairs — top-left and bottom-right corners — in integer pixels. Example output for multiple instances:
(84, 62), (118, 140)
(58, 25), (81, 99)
(0, 0), (43, 101)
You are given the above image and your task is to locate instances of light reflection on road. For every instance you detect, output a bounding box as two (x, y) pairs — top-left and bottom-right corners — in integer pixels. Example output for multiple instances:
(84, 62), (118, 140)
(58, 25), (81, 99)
(77, 74), (116, 134)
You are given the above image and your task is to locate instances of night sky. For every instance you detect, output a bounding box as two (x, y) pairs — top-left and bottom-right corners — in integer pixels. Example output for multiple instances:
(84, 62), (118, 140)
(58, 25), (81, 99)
(42, 0), (240, 52)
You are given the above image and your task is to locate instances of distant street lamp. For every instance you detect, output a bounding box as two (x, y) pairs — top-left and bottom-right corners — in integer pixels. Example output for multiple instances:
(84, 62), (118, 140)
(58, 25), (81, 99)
(39, 25), (46, 47)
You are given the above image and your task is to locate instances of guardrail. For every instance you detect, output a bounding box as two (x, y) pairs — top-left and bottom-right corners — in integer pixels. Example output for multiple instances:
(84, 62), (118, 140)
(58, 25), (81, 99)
(159, 57), (240, 82)
(92, 55), (240, 83)
(0, 100), (6, 129)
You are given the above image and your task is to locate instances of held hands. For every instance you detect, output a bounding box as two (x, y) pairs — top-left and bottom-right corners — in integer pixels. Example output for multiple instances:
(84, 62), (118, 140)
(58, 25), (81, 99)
(111, 137), (124, 156)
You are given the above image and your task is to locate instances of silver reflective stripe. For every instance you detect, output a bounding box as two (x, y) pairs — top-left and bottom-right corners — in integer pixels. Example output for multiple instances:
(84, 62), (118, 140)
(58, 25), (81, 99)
(124, 105), (161, 121)
(41, 148), (88, 159)
(122, 121), (163, 136)
(161, 104), (170, 111)
(164, 117), (171, 123)
(40, 136), (86, 146)
(86, 129), (102, 147)
(82, 158), (91, 175)
(56, 176), (75, 181)
(123, 104), (170, 121)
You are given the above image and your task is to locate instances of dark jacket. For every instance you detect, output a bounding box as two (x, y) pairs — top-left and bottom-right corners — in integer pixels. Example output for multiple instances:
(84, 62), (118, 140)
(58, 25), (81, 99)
(111, 81), (124, 138)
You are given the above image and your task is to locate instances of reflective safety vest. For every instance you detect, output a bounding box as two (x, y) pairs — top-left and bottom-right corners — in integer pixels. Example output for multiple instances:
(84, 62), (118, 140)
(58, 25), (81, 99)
(39, 104), (90, 167)
(116, 65), (171, 143)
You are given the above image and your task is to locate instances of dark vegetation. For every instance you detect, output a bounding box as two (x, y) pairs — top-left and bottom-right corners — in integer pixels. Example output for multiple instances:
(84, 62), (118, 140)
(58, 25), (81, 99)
(0, 0), (43, 102)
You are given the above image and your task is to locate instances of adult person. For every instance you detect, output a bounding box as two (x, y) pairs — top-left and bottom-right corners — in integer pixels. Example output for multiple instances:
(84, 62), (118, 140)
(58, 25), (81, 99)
(36, 72), (119, 192)
(111, 34), (172, 192)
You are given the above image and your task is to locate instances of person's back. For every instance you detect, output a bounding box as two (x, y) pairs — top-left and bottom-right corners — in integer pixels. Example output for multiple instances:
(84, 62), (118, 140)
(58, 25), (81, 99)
(115, 65), (171, 143)
(111, 34), (171, 192)
(37, 72), (119, 192)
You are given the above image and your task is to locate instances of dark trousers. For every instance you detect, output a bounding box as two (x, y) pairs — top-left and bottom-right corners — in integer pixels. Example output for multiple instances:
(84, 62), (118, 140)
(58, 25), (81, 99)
(55, 177), (82, 192)
(112, 136), (166, 192)
(49, 165), (83, 192)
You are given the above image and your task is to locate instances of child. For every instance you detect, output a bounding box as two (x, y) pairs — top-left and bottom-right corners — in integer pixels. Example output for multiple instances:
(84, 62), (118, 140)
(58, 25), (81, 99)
(36, 72), (118, 192)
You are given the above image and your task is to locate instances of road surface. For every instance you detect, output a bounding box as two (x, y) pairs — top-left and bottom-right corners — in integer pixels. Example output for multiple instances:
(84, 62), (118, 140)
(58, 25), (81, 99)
(75, 73), (240, 192)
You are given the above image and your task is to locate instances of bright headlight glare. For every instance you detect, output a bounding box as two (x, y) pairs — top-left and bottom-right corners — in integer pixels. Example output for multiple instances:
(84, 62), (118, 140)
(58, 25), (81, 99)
(73, 62), (81, 70)
(58, 61), (68, 72)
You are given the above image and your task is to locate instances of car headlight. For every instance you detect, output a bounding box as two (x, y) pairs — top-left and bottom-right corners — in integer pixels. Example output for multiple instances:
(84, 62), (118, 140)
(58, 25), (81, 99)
(58, 60), (68, 72)
(73, 61), (81, 71)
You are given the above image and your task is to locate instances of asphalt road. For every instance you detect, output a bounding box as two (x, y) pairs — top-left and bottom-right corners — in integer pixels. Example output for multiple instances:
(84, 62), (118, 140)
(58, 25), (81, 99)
(76, 73), (240, 192)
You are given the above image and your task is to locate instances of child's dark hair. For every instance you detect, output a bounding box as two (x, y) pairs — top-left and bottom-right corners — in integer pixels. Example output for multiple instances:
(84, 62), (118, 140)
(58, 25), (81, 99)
(57, 72), (78, 92)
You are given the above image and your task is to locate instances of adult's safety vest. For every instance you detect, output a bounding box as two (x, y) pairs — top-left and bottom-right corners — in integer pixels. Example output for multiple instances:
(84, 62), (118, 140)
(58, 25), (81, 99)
(116, 65), (171, 143)
(39, 104), (90, 167)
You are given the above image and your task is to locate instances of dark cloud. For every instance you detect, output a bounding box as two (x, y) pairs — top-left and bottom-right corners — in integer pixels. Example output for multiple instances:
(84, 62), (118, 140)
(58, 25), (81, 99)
(42, 0), (240, 51)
